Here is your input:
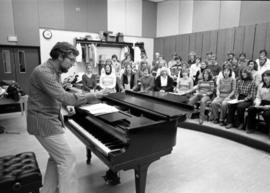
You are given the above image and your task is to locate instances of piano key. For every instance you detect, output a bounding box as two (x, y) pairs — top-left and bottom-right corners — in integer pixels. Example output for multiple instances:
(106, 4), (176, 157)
(68, 119), (112, 156)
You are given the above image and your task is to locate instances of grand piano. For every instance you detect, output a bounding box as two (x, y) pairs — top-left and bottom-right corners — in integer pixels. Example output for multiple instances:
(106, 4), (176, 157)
(64, 90), (193, 193)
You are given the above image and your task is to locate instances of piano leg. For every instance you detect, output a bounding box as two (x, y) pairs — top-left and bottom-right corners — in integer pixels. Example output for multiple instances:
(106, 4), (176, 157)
(103, 169), (120, 185)
(86, 148), (92, 165)
(134, 163), (150, 193)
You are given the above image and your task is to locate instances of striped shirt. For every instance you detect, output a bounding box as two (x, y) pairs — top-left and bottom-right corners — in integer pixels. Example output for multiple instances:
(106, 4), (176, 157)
(235, 79), (257, 101)
(27, 59), (91, 137)
(197, 80), (215, 95)
(218, 77), (236, 98)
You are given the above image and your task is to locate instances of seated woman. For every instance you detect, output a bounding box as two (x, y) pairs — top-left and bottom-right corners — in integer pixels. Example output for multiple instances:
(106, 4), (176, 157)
(210, 67), (236, 126)
(133, 68), (154, 92)
(121, 62), (137, 91)
(247, 60), (261, 87)
(189, 57), (201, 82)
(188, 69), (215, 125)
(194, 61), (208, 85)
(99, 61), (116, 93)
(246, 70), (270, 136)
(82, 64), (97, 92)
(216, 61), (236, 84)
(137, 61), (151, 79)
(225, 67), (257, 130)
(175, 69), (193, 95)
(154, 67), (174, 92)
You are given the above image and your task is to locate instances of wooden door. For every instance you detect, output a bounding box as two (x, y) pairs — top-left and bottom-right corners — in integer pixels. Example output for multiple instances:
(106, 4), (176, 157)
(13, 47), (40, 93)
(0, 47), (16, 81)
(0, 46), (40, 94)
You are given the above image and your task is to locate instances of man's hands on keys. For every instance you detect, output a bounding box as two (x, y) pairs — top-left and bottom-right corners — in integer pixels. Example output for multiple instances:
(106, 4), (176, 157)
(66, 105), (75, 115)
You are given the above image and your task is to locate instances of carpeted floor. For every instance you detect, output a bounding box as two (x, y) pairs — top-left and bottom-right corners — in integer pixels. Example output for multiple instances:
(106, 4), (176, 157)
(1, 114), (270, 193)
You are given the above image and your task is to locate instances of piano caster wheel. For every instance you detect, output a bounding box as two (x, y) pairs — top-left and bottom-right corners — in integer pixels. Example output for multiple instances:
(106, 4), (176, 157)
(103, 170), (120, 186)
(86, 159), (91, 165)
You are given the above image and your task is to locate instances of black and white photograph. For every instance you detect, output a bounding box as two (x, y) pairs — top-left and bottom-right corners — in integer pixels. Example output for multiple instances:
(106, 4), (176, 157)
(1, 1), (270, 193)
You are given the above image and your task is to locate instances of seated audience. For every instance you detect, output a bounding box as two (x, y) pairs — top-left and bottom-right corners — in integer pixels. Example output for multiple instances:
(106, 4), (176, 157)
(205, 51), (213, 66)
(255, 49), (270, 76)
(247, 60), (261, 87)
(188, 51), (196, 67)
(133, 68), (154, 92)
(175, 69), (193, 95)
(227, 52), (235, 63)
(207, 54), (221, 77)
(121, 62), (137, 91)
(238, 52), (249, 72)
(246, 70), (270, 136)
(82, 64), (97, 92)
(210, 67), (236, 126)
(216, 61), (236, 84)
(194, 61), (208, 85)
(99, 61), (116, 93)
(231, 57), (240, 78)
(154, 67), (174, 92)
(225, 68), (257, 130)
(170, 56), (182, 80)
(168, 53), (178, 69)
(188, 69), (215, 125)
(190, 57), (201, 82)
(112, 54), (121, 78)
(137, 61), (151, 79)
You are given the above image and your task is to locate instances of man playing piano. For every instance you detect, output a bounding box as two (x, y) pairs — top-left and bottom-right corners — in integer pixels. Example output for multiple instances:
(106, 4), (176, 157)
(27, 42), (102, 193)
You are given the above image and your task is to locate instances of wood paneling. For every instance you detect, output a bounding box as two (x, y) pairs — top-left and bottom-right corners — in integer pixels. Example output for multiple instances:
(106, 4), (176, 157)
(217, 28), (235, 65)
(154, 22), (270, 63)
(243, 24), (255, 59)
(189, 33), (196, 54)
(195, 32), (203, 57)
(176, 34), (189, 61)
(265, 23), (270, 57)
(202, 31), (218, 60)
(234, 26), (245, 56)
(189, 32), (203, 57)
(253, 23), (268, 60)
(163, 36), (176, 61)
(154, 38), (164, 59)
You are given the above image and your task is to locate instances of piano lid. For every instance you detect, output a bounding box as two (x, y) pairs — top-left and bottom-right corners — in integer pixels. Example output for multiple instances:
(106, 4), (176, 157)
(103, 91), (193, 119)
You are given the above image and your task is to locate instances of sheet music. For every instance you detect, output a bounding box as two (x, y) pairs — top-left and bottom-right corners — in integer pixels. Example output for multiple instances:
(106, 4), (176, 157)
(227, 99), (244, 104)
(79, 103), (119, 116)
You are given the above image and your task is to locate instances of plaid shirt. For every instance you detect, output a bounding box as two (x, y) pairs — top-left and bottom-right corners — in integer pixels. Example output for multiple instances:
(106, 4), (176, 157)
(235, 79), (256, 101)
(27, 59), (92, 137)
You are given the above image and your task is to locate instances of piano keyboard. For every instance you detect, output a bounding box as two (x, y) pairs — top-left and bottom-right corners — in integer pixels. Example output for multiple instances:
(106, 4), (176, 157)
(68, 119), (124, 156)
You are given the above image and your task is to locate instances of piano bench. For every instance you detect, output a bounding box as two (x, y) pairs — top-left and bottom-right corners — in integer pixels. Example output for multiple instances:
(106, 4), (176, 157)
(0, 152), (42, 193)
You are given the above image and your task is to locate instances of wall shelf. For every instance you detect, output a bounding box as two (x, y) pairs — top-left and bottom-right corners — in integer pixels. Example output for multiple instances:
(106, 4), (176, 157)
(75, 39), (133, 48)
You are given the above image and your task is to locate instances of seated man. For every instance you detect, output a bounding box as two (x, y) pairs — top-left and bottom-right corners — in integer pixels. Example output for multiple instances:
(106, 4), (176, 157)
(246, 70), (270, 136)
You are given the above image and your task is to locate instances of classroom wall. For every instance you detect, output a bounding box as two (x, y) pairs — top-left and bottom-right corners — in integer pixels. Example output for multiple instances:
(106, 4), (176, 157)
(239, 1), (270, 26)
(0, 0), (107, 46)
(156, 0), (270, 37)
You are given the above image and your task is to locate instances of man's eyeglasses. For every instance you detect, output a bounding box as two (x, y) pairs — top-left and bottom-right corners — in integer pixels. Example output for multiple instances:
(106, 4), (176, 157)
(66, 56), (76, 63)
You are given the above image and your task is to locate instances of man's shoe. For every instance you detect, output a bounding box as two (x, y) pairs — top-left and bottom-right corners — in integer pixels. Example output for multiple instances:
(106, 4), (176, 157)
(237, 124), (244, 130)
(246, 129), (254, 134)
(225, 124), (233, 129)
(219, 121), (226, 126)
(213, 120), (219, 124)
